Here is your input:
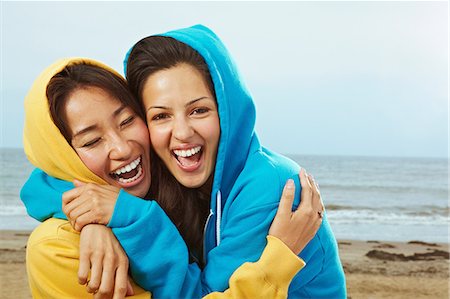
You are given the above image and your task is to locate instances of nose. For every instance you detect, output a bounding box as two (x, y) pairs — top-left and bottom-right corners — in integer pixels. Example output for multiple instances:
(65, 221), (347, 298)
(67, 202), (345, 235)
(108, 132), (133, 160)
(172, 116), (194, 141)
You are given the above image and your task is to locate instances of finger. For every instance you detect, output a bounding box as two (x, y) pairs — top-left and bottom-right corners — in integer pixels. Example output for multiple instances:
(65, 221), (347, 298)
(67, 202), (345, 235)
(64, 194), (89, 217)
(78, 251), (91, 285)
(74, 211), (98, 232)
(62, 186), (85, 205)
(68, 203), (92, 223)
(277, 179), (295, 215)
(87, 256), (103, 294)
(306, 174), (315, 190)
(299, 167), (311, 189)
(126, 278), (135, 296)
(307, 175), (323, 213)
(299, 168), (310, 189)
(97, 262), (115, 298)
(73, 179), (87, 188)
(298, 169), (313, 208)
(112, 266), (129, 299)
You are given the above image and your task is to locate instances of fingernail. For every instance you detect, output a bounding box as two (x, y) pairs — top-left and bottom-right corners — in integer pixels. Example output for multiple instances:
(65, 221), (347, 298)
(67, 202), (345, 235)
(286, 179), (294, 189)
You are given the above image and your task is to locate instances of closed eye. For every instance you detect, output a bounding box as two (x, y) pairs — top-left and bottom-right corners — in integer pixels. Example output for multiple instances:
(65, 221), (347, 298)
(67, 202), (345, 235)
(82, 137), (101, 148)
(120, 116), (135, 127)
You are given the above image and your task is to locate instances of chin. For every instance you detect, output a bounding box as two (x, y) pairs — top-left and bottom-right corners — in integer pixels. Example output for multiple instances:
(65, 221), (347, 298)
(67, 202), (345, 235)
(178, 176), (206, 189)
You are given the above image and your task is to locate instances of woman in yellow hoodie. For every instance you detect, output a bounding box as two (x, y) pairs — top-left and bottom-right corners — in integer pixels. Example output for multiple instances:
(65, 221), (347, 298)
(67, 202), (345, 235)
(23, 57), (323, 298)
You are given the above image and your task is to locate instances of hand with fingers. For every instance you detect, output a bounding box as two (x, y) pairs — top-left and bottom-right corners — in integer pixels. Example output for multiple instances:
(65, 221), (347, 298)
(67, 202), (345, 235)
(269, 168), (325, 255)
(79, 224), (134, 299)
(62, 180), (120, 231)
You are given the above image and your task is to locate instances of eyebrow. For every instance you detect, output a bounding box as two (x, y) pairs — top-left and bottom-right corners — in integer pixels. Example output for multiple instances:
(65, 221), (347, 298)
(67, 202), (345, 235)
(147, 97), (210, 112)
(72, 104), (127, 138)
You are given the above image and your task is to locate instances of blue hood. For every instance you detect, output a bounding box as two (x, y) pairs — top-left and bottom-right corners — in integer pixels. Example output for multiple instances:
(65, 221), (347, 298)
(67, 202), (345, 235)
(125, 25), (258, 213)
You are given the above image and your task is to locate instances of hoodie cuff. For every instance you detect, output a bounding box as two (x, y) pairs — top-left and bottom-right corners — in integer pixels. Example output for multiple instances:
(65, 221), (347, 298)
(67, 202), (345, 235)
(107, 189), (152, 228)
(260, 236), (306, 286)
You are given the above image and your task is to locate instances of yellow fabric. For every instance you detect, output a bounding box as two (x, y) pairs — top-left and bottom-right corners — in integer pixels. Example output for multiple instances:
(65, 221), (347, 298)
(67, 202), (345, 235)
(27, 218), (150, 298)
(23, 57), (112, 184)
(24, 57), (306, 298)
(27, 219), (305, 299)
(206, 235), (306, 299)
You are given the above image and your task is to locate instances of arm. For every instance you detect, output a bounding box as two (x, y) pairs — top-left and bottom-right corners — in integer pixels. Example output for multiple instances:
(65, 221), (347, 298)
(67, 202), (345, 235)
(61, 173), (317, 298)
(105, 168), (323, 298)
(20, 168), (198, 297)
(205, 236), (304, 299)
(22, 168), (329, 298)
(26, 219), (304, 299)
(27, 175), (315, 299)
(19, 169), (194, 297)
(201, 161), (345, 298)
(206, 172), (321, 299)
(20, 168), (71, 221)
(26, 218), (150, 299)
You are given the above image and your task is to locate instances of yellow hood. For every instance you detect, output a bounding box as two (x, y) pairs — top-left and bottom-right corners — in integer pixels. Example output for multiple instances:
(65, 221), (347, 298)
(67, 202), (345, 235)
(23, 57), (122, 184)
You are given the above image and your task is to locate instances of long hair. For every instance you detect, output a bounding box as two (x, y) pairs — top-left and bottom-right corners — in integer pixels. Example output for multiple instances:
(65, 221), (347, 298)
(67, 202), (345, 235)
(126, 36), (215, 264)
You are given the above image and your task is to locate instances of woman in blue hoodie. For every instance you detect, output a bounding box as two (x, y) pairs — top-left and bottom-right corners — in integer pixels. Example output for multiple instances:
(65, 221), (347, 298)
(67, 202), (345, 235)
(22, 25), (346, 298)
(124, 25), (345, 298)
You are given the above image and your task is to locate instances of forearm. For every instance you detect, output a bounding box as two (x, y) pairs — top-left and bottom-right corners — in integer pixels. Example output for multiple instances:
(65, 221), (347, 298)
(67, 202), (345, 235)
(108, 191), (203, 298)
(26, 218), (150, 299)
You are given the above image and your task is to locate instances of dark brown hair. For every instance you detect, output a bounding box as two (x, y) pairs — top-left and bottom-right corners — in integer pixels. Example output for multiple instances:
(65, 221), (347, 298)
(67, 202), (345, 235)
(47, 62), (144, 143)
(126, 37), (215, 264)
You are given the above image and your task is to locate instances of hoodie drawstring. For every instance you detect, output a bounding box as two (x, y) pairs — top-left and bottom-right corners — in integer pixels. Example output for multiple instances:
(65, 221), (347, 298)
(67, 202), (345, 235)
(216, 190), (222, 246)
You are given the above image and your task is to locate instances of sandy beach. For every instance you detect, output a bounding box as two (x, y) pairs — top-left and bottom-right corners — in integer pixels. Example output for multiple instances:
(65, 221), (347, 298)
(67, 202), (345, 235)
(1, 230), (448, 299)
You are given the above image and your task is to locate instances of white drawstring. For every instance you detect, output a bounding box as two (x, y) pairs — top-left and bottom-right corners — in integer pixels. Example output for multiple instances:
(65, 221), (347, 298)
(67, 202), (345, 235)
(216, 190), (222, 246)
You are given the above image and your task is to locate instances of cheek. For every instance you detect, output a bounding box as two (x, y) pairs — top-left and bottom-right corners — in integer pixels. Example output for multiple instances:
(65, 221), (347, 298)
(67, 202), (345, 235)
(148, 126), (170, 154)
(76, 150), (105, 178)
(133, 121), (151, 148)
(208, 117), (221, 149)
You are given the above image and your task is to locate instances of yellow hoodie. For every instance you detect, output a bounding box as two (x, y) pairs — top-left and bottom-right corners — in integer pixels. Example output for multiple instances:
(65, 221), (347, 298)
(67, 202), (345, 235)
(23, 58), (305, 298)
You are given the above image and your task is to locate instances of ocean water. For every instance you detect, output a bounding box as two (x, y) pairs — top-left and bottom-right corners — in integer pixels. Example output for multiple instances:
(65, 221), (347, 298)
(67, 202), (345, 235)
(1, 148), (448, 243)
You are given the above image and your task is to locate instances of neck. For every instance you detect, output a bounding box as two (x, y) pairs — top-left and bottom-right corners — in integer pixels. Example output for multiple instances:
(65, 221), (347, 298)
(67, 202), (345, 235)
(198, 175), (213, 200)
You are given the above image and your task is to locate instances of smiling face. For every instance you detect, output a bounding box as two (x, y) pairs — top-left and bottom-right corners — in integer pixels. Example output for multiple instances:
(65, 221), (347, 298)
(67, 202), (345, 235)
(142, 63), (220, 189)
(65, 86), (151, 197)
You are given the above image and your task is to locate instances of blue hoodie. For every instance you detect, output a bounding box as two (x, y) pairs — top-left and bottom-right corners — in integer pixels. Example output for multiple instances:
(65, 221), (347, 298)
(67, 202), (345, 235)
(21, 25), (346, 298)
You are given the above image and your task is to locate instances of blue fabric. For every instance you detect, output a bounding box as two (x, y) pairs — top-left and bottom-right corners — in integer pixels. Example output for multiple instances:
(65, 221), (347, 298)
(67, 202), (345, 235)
(22, 24), (346, 298)
(21, 169), (201, 298)
(20, 168), (69, 221)
(159, 25), (347, 297)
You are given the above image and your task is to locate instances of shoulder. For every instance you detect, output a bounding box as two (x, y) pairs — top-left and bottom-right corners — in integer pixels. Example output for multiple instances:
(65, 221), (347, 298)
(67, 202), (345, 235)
(245, 147), (299, 177)
(228, 148), (301, 208)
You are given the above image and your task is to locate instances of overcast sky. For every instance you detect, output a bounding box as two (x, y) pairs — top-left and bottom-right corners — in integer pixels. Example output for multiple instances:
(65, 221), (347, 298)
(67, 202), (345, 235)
(1, 1), (448, 158)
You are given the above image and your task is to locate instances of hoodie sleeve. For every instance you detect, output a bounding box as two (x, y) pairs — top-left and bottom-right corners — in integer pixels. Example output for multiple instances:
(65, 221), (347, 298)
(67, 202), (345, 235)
(20, 168), (70, 221)
(20, 168), (312, 299)
(27, 219), (304, 299)
(20, 169), (201, 298)
(204, 236), (305, 299)
(201, 156), (346, 298)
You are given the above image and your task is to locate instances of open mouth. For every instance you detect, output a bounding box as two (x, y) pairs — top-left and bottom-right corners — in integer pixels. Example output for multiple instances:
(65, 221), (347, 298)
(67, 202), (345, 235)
(110, 156), (143, 184)
(172, 146), (202, 168)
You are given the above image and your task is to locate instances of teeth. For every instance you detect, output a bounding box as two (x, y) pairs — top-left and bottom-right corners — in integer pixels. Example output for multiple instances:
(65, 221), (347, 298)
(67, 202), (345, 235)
(173, 146), (201, 158)
(113, 157), (141, 175)
(117, 165), (143, 184)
